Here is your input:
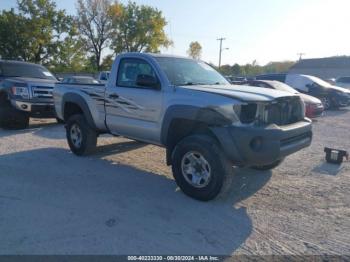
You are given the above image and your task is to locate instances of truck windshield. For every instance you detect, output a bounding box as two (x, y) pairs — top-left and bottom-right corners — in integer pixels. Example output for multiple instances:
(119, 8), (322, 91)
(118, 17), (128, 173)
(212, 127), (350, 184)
(0, 62), (56, 80)
(155, 57), (229, 86)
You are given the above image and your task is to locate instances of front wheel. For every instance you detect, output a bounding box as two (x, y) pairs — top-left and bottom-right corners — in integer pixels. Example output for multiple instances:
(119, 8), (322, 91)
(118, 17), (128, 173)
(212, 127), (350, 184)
(66, 114), (97, 156)
(172, 135), (233, 201)
(0, 95), (29, 129)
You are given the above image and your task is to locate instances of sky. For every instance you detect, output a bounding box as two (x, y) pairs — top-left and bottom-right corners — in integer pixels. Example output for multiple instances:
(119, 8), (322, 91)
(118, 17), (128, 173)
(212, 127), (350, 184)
(1, 0), (350, 66)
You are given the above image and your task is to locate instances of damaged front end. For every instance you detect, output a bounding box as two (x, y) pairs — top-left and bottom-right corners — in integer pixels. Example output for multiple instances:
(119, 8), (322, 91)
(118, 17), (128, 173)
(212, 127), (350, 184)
(207, 96), (312, 167)
(233, 96), (306, 127)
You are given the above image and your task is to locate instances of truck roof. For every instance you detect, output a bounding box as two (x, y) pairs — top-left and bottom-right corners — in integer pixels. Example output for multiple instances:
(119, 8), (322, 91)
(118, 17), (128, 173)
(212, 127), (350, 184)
(119, 52), (192, 60)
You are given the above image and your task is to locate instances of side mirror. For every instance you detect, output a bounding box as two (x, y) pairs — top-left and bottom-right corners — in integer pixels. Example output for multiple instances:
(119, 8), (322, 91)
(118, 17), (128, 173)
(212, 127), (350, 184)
(136, 74), (160, 89)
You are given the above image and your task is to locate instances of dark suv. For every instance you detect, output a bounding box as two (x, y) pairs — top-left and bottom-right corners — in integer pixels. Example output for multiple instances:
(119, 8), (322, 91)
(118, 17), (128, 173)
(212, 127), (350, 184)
(0, 60), (57, 128)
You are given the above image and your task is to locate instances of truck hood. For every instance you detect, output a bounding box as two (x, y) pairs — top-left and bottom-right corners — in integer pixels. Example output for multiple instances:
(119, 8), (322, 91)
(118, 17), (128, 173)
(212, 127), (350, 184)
(6, 77), (57, 85)
(180, 84), (297, 102)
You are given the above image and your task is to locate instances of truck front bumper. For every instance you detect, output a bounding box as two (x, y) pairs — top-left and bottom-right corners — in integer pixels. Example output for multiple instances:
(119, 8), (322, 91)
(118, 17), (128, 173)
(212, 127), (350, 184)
(11, 100), (56, 118)
(211, 119), (312, 167)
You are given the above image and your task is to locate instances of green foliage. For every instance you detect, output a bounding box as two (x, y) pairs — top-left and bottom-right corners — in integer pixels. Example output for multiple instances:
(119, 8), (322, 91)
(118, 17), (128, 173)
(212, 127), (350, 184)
(100, 54), (114, 71)
(0, 9), (28, 60)
(49, 27), (88, 73)
(187, 41), (202, 60)
(218, 61), (295, 77)
(76, 0), (114, 71)
(110, 1), (172, 54)
(0, 0), (77, 69)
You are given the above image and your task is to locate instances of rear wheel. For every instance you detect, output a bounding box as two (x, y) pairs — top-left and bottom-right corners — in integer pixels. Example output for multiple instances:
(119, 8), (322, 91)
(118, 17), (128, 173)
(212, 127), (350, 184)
(66, 114), (97, 156)
(172, 135), (233, 201)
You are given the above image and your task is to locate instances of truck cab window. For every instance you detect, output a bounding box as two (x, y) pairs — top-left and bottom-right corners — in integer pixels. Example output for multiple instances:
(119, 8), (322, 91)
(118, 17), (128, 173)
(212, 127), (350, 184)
(117, 58), (157, 88)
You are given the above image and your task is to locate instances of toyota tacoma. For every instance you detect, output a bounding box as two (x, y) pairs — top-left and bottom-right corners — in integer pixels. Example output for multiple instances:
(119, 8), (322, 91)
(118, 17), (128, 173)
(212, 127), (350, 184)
(54, 53), (312, 201)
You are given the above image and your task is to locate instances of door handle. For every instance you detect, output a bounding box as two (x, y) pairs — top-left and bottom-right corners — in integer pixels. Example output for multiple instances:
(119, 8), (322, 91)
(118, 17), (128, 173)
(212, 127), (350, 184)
(109, 93), (119, 99)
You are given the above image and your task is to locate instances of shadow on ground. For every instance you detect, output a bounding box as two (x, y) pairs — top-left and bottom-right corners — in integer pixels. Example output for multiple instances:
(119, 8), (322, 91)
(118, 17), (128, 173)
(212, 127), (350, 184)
(0, 147), (272, 255)
(323, 107), (350, 117)
(312, 160), (345, 176)
(0, 120), (64, 139)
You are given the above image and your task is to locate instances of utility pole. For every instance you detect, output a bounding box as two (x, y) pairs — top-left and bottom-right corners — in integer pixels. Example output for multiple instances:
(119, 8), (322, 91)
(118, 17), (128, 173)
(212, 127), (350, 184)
(297, 53), (305, 61)
(217, 37), (226, 69)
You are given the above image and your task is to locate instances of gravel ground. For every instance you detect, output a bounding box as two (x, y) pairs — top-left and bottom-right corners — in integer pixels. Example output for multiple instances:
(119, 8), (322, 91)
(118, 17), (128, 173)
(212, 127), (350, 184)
(0, 109), (349, 255)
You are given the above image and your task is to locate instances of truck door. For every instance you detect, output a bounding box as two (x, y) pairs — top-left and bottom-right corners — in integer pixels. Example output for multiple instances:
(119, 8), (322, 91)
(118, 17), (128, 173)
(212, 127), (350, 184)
(105, 58), (163, 144)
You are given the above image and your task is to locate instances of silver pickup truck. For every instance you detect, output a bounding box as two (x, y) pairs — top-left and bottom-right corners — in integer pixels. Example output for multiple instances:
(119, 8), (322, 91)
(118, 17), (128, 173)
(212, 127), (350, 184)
(0, 60), (57, 129)
(54, 53), (312, 201)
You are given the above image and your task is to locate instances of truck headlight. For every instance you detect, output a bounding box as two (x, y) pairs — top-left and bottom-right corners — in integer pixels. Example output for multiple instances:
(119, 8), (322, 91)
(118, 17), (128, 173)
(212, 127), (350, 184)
(11, 84), (29, 99)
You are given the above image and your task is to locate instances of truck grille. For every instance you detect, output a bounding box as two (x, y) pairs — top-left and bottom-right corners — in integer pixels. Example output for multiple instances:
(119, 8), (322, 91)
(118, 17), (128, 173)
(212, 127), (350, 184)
(264, 97), (303, 125)
(32, 86), (54, 99)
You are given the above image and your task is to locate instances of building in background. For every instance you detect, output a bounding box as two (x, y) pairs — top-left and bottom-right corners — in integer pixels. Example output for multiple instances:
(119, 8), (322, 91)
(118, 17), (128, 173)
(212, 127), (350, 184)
(289, 56), (350, 79)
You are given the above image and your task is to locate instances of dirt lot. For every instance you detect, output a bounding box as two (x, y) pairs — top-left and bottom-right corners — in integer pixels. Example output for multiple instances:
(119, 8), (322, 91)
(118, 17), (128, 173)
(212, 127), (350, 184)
(0, 109), (349, 255)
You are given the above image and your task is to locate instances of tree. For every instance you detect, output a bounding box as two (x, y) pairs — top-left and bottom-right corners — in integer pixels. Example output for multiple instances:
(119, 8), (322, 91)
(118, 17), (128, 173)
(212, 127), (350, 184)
(0, 0), (73, 63)
(110, 1), (172, 54)
(231, 63), (242, 76)
(218, 64), (232, 76)
(100, 54), (114, 71)
(76, 0), (115, 71)
(0, 9), (28, 60)
(187, 41), (202, 60)
(49, 25), (88, 73)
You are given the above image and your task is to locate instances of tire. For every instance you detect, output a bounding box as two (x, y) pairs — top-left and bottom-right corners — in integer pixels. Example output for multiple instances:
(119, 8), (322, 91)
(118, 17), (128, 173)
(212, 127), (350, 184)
(66, 114), (97, 156)
(251, 159), (284, 171)
(0, 95), (29, 129)
(171, 134), (233, 201)
(320, 96), (331, 110)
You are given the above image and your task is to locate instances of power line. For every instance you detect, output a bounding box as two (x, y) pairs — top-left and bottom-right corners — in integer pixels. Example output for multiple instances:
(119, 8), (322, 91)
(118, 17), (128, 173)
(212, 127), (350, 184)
(297, 52), (305, 61)
(217, 37), (228, 69)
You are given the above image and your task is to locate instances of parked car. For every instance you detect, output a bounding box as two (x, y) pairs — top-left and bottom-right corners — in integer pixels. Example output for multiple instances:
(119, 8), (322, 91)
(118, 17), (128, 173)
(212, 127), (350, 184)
(62, 76), (100, 84)
(242, 80), (324, 118)
(0, 60), (58, 129)
(256, 73), (287, 82)
(256, 73), (350, 109)
(226, 76), (247, 85)
(96, 71), (110, 84)
(335, 76), (350, 89)
(54, 53), (312, 201)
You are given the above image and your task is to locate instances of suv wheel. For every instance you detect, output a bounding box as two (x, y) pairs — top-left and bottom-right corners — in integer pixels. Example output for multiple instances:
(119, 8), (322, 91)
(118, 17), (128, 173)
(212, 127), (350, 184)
(66, 114), (97, 156)
(172, 135), (233, 201)
(321, 96), (331, 110)
(0, 95), (29, 129)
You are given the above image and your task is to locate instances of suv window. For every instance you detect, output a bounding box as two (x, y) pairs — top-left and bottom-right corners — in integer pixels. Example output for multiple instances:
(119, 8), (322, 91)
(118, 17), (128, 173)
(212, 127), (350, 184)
(117, 58), (157, 88)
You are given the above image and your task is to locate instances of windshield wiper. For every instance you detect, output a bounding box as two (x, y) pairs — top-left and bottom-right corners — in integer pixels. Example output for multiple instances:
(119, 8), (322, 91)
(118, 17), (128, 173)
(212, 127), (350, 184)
(178, 82), (207, 86)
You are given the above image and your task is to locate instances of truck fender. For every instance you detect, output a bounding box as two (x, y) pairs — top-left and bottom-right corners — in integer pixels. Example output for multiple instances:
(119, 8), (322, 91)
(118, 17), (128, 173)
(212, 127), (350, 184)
(161, 105), (234, 145)
(62, 93), (97, 130)
(161, 105), (236, 165)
